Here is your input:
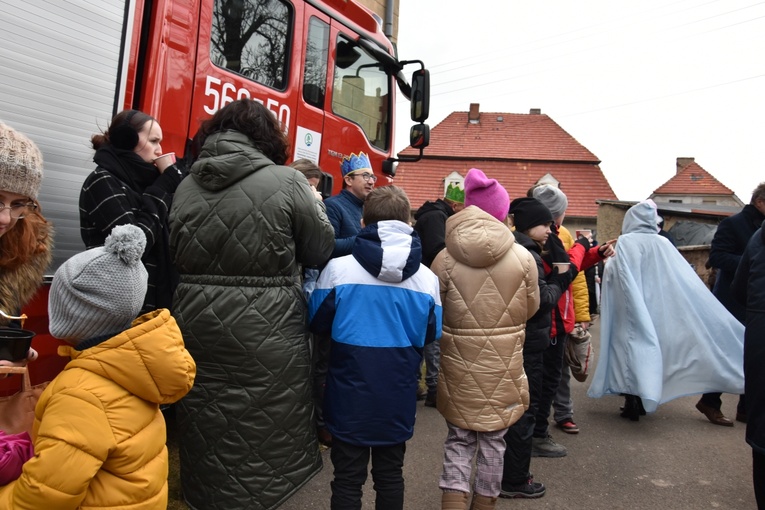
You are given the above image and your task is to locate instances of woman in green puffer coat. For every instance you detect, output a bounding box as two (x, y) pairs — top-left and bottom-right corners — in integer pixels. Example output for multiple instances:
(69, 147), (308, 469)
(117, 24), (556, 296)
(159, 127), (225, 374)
(169, 99), (335, 510)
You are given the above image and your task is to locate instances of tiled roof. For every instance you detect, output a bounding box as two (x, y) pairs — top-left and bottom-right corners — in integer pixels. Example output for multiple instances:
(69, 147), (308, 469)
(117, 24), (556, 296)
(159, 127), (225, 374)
(652, 162), (734, 196)
(392, 159), (617, 218)
(400, 110), (600, 162)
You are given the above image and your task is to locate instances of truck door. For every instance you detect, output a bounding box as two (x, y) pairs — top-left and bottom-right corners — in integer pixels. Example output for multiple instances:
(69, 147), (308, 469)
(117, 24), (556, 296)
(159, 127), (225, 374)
(321, 19), (393, 186)
(291, 5), (331, 166)
(189, 0), (298, 150)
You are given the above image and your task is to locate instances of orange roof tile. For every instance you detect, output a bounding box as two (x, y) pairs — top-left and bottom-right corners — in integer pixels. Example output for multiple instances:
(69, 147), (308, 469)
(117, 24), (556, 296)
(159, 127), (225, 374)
(394, 108), (615, 218)
(400, 110), (600, 162)
(652, 162), (735, 196)
(393, 160), (616, 218)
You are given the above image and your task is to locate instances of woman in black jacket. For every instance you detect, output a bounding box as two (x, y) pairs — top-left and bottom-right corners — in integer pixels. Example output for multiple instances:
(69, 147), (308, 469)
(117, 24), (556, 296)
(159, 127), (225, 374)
(79, 110), (183, 313)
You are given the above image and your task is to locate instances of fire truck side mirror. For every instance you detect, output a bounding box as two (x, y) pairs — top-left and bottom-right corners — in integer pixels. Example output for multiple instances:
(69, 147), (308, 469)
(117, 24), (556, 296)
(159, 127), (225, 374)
(409, 123), (430, 150)
(382, 159), (397, 178)
(410, 69), (430, 123)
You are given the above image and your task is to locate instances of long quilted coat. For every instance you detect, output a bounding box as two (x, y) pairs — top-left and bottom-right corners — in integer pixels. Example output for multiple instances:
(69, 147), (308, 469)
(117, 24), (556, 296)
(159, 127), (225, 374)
(169, 130), (335, 510)
(431, 206), (540, 432)
(0, 309), (196, 509)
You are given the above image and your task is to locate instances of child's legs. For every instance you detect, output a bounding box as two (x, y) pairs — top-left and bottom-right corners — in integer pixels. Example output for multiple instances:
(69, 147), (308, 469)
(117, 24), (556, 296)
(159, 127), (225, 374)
(474, 428), (508, 498)
(370, 442), (406, 510)
(424, 339), (440, 393)
(534, 332), (568, 437)
(553, 362), (574, 423)
(439, 422), (477, 494)
(330, 438), (370, 510)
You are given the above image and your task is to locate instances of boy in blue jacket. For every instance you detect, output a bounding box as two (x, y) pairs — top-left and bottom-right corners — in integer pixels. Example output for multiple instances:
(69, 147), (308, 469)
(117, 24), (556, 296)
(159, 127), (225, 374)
(308, 185), (442, 510)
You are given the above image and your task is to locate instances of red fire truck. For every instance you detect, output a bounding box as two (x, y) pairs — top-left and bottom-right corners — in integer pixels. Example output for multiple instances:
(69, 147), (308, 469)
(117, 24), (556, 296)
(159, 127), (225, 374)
(0, 0), (430, 389)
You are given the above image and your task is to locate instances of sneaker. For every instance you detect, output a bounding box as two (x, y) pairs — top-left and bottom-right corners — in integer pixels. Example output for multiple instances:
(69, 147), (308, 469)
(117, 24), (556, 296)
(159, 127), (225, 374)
(556, 419), (579, 434)
(531, 435), (567, 458)
(424, 390), (437, 408)
(499, 477), (546, 499)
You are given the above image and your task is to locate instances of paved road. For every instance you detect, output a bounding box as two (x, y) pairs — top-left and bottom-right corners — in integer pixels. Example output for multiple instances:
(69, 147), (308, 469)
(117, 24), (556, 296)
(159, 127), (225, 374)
(280, 319), (755, 510)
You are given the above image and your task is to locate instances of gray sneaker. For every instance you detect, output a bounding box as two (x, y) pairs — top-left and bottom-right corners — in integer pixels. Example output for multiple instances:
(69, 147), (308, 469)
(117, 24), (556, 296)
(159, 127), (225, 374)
(531, 435), (567, 458)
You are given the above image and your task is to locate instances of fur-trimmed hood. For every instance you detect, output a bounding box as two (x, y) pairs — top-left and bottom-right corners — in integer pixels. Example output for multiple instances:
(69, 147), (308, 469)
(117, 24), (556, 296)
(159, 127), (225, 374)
(0, 223), (53, 324)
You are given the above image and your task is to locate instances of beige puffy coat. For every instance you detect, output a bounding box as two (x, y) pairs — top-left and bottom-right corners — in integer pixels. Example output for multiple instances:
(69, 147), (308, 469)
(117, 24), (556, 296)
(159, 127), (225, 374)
(431, 206), (540, 432)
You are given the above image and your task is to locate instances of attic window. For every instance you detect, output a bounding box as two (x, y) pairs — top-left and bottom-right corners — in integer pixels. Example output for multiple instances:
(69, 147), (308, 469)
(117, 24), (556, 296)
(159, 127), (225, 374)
(690, 173), (703, 181)
(497, 116), (503, 122)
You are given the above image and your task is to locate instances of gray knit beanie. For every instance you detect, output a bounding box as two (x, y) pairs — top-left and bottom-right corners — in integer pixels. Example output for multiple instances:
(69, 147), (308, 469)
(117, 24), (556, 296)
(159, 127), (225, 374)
(0, 122), (44, 200)
(532, 184), (568, 220)
(48, 224), (148, 341)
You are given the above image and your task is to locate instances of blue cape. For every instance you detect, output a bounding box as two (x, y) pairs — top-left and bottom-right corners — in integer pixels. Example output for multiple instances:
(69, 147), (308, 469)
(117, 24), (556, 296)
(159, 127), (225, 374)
(588, 200), (744, 412)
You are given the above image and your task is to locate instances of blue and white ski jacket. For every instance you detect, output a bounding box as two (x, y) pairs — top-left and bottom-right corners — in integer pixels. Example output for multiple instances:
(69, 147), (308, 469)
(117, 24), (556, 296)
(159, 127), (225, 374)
(309, 220), (442, 446)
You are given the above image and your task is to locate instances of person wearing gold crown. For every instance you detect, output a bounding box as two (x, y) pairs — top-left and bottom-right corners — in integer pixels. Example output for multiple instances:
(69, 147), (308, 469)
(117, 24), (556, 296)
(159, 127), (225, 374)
(413, 181), (465, 407)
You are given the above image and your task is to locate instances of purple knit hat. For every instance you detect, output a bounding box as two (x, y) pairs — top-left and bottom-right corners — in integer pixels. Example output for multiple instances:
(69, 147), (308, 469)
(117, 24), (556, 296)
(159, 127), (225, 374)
(464, 168), (510, 222)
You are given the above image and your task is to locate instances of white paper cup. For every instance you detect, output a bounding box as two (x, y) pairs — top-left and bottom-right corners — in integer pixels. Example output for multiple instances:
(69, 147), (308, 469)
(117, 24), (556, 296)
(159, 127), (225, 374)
(553, 262), (570, 273)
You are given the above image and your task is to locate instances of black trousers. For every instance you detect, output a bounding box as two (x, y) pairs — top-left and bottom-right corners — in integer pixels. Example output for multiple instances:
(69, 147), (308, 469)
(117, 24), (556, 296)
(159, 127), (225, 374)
(312, 332), (332, 428)
(754, 450), (765, 509)
(330, 438), (406, 510)
(503, 349), (544, 484)
(534, 331), (568, 437)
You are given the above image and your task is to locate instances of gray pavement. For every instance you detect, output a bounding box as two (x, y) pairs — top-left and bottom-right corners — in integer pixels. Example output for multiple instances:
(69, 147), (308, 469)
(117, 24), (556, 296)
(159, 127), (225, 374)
(280, 318), (755, 510)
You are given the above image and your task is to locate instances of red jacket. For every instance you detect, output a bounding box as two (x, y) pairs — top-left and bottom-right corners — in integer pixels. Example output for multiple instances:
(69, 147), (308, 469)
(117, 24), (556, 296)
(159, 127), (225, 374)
(545, 234), (603, 337)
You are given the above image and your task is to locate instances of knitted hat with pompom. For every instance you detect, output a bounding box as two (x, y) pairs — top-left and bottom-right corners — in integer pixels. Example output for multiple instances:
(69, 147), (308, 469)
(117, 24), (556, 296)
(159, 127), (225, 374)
(48, 224), (148, 342)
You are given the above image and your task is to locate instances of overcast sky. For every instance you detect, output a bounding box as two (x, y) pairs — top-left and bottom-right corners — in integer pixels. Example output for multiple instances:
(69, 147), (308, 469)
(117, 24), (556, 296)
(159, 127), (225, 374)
(394, 0), (765, 202)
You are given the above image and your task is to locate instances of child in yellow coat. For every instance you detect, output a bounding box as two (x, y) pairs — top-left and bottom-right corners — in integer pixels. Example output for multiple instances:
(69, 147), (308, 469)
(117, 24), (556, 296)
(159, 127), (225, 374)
(0, 224), (196, 509)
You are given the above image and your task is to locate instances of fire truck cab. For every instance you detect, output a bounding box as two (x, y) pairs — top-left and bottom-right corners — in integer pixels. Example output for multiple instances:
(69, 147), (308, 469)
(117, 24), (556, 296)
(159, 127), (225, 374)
(0, 0), (429, 389)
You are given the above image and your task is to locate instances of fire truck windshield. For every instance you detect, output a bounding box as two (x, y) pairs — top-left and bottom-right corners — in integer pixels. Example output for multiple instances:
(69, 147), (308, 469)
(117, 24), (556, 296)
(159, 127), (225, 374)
(332, 34), (390, 151)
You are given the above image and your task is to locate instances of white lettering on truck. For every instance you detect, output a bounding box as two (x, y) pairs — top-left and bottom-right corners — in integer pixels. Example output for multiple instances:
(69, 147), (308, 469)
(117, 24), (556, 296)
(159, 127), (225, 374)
(204, 75), (291, 130)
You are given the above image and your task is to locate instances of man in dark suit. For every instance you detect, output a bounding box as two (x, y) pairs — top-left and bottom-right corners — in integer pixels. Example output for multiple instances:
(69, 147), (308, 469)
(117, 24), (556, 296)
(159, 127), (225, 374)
(697, 182), (765, 426)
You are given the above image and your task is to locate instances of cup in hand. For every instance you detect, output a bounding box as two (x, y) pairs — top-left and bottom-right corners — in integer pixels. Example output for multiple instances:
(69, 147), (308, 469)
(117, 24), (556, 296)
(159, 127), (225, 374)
(576, 229), (592, 239)
(153, 152), (176, 171)
(553, 262), (570, 274)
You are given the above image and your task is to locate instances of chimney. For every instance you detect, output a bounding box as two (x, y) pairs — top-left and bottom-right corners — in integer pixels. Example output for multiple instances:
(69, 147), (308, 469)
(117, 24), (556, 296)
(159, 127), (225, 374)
(529, 108), (541, 115)
(676, 157), (694, 174)
(468, 103), (480, 124)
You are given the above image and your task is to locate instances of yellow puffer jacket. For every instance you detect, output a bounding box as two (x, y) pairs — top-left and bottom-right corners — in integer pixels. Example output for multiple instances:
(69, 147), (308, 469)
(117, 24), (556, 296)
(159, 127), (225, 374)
(431, 206), (540, 432)
(0, 309), (196, 510)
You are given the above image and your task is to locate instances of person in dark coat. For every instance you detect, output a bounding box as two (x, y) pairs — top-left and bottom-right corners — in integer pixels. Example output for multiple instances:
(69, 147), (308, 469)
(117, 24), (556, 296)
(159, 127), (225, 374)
(80, 109), (183, 313)
(412, 182), (465, 407)
(324, 152), (376, 258)
(501, 197), (575, 500)
(731, 219), (765, 507)
(169, 99), (335, 510)
(413, 183), (465, 267)
(698, 183), (765, 426)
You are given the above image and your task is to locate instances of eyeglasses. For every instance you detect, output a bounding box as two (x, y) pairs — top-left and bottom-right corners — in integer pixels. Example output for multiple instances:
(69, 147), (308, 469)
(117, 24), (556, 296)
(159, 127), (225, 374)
(0, 202), (37, 219)
(353, 172), (378, 183)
